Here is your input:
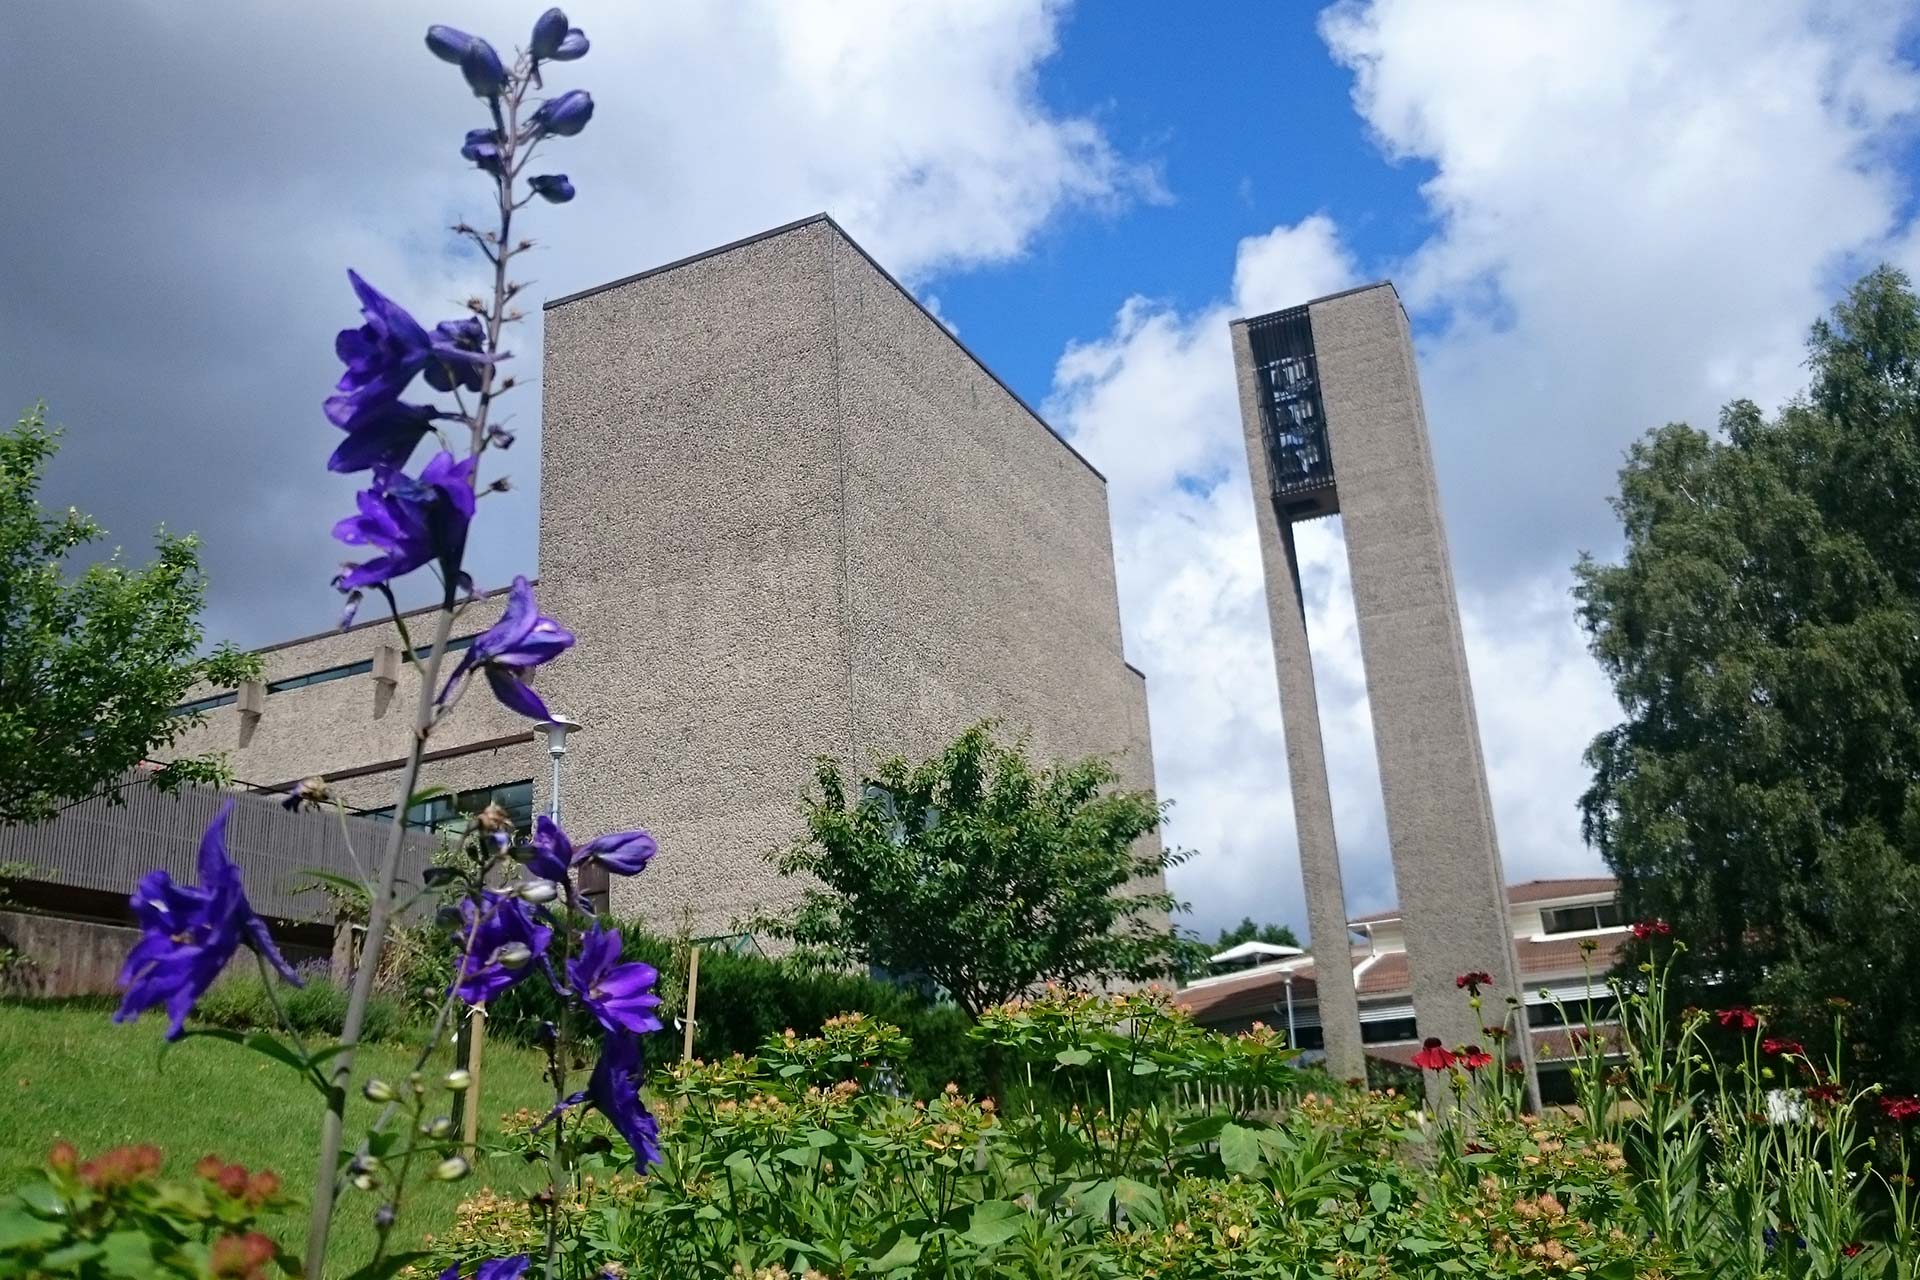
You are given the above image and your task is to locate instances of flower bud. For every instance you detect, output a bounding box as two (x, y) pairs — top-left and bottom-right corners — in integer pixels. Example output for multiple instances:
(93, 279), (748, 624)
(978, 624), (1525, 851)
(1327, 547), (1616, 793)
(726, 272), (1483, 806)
(362, 1079), (396, 1103)
(530, 8), (569, 60)
(530, 90), (593, 138)
(351, 1172), (376, 1192)
(374, 1204), (396, 1231)
(421, 1115), (455, 1139)
(491, 942), (533, 970)
(461, 38), (508, 98)
(425, 25), (474, 64)
(409, 1071), (427, 1096)
(518, 878), (560, 904)
(433, 1155), (471, 1182)
(528, 174), (575, 204)
(444, 1069), (473, 1092)
(552, 29), (588, 60)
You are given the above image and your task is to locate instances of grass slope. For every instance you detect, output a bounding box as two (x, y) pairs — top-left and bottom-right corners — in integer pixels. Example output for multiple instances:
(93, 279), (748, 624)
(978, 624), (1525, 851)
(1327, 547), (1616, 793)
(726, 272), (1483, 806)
(0, 1000), (553, 1272)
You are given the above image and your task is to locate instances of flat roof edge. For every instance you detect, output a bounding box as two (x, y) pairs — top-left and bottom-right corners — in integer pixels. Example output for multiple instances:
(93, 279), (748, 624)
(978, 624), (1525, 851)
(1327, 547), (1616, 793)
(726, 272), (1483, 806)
(1229, 279), (1399, 328)
(544, 212), (1107, 485)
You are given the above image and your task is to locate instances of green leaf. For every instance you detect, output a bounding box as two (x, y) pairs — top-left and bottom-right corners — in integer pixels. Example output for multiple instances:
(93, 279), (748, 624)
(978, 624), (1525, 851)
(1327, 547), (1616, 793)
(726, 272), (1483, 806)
(1114, 1177), (1165, 1227)
(98, 1230), (159, 1279)
(961, 1200), (1024, 1247)
(1369, 1181), (1392, 1213)
(866, 1227), (922, 1272)
(1129, 1059), (1160, 1075)
(1176, 1113), (1230, 1145)
(37, 1241), (104, 1271)
(296, 869), (369, 898)
(0, 1209), (63, 1252)
(1054, 1048), (1093, 1067)
(1218, 1122), (1265, 1176)
(12, 1183), (62, 1217)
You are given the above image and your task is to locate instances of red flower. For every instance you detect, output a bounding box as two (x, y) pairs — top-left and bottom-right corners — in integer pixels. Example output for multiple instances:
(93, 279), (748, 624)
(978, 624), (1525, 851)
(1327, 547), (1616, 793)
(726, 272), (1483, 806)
(1460, 1044), (1495, 1071)
(1482, 1025), (1509, 1042)
(1879, 1096), (1920, 1122)
(1842, 1242), (1864, 1258)
(1805, 1082), (1844, 1106)
(1456, 971), (1493, 994)
(1762, 1037), (1804, 1057)
(1631, 919), (1672, 940)
(1718, 1008), (1759, 1031)
(1411, 1038), (1456, 1071)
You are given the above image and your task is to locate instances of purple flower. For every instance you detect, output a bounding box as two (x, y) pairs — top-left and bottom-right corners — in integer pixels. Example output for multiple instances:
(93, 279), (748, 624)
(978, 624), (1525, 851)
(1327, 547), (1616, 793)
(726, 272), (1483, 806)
(567, 925), (662, 1036)
(327, 398), (439, 474)
(460, 128), (503, 177)
(332, 452), (476, 595)
(115, 802), (301, 1039)
(325, 272), (486, 442)
(461, 37), (508, 98)
(552, 29), (588, 60)
(581, 829), (657, 876)
(530, 90), (593, 138)
(529, 9), (569, 60)
(437, 1259), (529, 1280)
(438, 576), (573, 719)
(452, 891), (551, 1005)
(586, 1032), (660, 1165)
(523, 815), (573, 882)
(425, 318), (487, 393)
(425, 25), (474, 64)
(527, 174), (575, 203)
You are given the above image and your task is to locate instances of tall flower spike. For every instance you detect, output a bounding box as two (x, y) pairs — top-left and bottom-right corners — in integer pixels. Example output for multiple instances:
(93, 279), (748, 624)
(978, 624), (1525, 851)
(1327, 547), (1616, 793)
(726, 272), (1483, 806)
(437, 576), (573, 719)
(116, 801), (302, 1039)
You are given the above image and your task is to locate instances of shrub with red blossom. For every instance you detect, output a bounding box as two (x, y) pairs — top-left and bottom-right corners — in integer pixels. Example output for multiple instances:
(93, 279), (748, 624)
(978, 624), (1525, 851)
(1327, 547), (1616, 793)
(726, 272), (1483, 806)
(1762, 1037), (1804, 1057)
(1460, 1044), (1495, 1071)
(1456, 971), (1493, 994)
(1412, 1037), (1456, 1071)
(1881, 1095), (1920, 1122)
(1717, 1008), (1759, 1031)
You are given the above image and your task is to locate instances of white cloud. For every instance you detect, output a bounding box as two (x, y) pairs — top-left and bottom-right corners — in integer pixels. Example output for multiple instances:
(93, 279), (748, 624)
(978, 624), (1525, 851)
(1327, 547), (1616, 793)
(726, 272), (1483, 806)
(1055, 2), (1920, 941)
(1, 0), (1154, 641)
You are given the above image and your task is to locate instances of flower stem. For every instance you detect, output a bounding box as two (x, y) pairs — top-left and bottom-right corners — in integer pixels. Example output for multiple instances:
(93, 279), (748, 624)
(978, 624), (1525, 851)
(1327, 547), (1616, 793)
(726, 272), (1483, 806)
(304, 604), (457, 1279)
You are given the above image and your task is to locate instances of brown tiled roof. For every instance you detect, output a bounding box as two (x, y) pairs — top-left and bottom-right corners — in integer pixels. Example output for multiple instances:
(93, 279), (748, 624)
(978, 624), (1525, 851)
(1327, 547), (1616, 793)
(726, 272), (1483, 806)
(1175, 931), (1628, 1022)
(1348, 877), (1619, 925)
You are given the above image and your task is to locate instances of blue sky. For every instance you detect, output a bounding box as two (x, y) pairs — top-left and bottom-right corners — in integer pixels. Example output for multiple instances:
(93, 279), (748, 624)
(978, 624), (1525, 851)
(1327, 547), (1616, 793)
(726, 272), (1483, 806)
(939, 0), (1432, 404)
(5, 2), (1919, 942)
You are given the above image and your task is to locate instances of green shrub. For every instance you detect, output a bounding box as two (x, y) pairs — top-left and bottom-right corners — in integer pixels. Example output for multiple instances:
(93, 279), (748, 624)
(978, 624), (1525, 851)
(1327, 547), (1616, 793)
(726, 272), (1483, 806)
(395, 916), (985, 1095)
(191, 971), (414, 1044)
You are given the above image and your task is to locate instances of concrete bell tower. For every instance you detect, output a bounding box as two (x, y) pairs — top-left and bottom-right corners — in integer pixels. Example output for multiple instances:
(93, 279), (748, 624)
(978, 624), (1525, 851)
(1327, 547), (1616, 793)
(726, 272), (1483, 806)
(1229, 283), (1533, 1099)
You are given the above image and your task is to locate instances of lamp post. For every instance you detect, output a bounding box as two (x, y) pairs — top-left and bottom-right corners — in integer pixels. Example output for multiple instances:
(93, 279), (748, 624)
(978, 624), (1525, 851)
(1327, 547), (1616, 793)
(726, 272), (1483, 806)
(534, 715), (602, 914)
(1283, 974), (1298, 1049)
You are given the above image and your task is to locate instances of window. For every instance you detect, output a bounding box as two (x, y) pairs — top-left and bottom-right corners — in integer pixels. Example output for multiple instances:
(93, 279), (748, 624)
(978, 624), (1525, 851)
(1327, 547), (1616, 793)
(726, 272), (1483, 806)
(171, 691), (237, 716)
(268, 659), (373, 693)
(1540, 900), (1623, 935)
(1529, 995), (1618, 1027)
(1361, 1015), (1420, 1044)
(369, 780), (534, 834)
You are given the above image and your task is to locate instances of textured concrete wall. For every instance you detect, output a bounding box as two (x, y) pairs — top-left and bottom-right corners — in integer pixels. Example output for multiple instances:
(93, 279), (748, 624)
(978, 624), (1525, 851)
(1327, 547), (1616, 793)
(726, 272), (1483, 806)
(1229, 320), (1366, 1081)
(540, 216), (1158, 935)
(0, 909), (327, 998)
(1306, 283), (1531, 1089)
(162, 589), (544, 813)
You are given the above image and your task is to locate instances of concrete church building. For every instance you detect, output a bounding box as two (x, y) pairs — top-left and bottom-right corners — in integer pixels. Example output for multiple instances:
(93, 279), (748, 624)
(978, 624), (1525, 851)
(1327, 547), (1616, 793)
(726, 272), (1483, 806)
(165, 215), (1157, 937)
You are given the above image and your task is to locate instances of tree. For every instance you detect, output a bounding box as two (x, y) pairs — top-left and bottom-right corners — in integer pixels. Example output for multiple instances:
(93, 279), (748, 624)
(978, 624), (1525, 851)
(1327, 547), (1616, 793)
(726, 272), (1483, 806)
(0, 405), (261, 825)
(1575, 266), (1920, 1085)
(765, 721), (1204, 1018)
(1214, 917), (1300, 951)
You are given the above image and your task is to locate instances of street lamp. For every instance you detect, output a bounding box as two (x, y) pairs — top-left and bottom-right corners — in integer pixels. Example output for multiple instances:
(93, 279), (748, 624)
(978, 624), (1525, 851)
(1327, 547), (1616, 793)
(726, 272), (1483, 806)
(533, 715), (602, 913)
(534, 714), (582, 822)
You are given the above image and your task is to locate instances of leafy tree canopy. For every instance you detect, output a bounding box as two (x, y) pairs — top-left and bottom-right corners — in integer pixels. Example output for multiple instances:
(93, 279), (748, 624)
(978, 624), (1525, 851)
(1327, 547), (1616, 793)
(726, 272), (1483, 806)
(764, 721), (1205, 1017)
(1575, 266), (1920, 1083)
(1214, 917), (1300, 952)
(0, 405), (261, 825)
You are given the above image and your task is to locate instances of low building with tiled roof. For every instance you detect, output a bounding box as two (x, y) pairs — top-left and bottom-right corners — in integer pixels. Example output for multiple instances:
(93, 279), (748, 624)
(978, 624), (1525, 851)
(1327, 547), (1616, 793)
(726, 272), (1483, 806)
(1177, 877), (1627, 1102)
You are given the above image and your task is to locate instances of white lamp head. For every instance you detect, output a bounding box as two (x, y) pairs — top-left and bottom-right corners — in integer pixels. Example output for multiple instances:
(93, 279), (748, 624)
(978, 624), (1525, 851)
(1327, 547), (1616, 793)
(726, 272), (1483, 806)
(534, 714), (583, 758)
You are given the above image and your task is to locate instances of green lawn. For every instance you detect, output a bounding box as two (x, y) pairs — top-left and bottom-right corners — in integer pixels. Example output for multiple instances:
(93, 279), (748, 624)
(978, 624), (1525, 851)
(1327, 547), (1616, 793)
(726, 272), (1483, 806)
(0, 1000), (554, 1272)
